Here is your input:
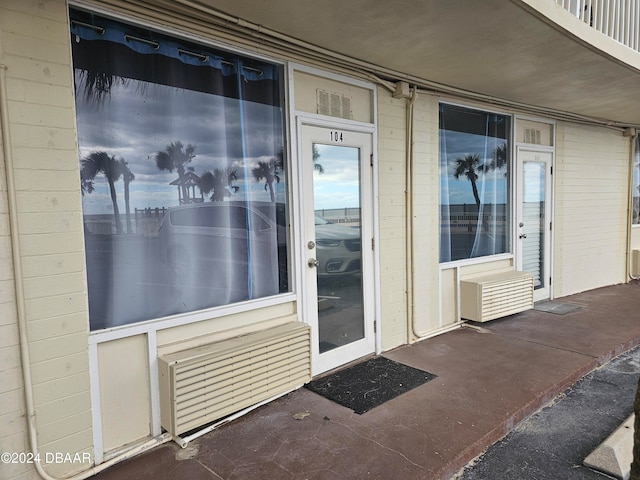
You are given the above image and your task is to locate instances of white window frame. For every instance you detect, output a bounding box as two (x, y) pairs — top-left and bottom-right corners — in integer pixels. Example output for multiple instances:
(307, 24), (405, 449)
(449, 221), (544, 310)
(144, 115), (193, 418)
(438, 100), (515, 268)
(72, 6), (297, 462)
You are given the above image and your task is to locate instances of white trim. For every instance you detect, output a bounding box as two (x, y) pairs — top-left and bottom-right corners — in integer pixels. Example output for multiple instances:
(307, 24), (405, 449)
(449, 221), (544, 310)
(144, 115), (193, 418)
(287, 65), (304, 329)
(147, 331), (161, 437)
(514, 143), (555, 152)
(88, 294), (296, 344)
(515, 146), (555, 302)
(514, 114), (556, 301)
(438, 100), (515, 267)
(439, 253), (514, 270)
(371, 89), (382, 355)
(295, 112), (376, 132)
(438, 97), (515, 119)
(297, 122), (377, 375)
(88, 343), (104, 465)
(290, 63), (380, 364)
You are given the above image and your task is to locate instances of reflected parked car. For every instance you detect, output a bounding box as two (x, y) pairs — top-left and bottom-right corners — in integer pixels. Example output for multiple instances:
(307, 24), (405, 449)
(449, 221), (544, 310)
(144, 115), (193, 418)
(315, 215), (361, 276)
(157, 203), (279, 301)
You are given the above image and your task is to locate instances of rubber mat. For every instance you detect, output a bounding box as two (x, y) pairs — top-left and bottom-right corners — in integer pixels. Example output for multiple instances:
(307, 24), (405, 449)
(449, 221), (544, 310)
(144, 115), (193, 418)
(305, 356), (437, 414)
(533, 301), (581, 315)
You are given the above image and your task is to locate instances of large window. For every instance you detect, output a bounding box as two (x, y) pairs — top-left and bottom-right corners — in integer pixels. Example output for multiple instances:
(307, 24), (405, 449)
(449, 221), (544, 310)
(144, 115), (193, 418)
(439, 104), (511, 262)
(71, 10), (289, 330)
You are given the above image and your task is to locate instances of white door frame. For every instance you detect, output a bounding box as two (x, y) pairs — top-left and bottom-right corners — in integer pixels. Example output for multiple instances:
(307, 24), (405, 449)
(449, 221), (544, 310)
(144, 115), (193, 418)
(515, 146), (554, 302)
(296, 115), (378, 375)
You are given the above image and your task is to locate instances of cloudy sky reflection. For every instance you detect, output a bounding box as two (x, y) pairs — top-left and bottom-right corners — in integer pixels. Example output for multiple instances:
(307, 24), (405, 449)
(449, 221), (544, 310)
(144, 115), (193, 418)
(313, 144), (360, 211)
(76, 74), (285, 214)
(440, 130), (508, 206)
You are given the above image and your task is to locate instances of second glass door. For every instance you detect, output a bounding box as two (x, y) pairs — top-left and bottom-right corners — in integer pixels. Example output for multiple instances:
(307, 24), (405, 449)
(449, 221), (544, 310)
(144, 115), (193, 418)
(517, 148), (552, 302)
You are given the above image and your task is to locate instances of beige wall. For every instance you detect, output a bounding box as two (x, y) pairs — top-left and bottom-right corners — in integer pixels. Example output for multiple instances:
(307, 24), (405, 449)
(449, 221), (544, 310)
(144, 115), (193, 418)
(1, 2), (638, 478)
(377, 87), (409, 350)
(0, 65), (28, 480)
(409, 94), (444, 338)
(553, 122), (629, 296)
(0, 1), (93, 478)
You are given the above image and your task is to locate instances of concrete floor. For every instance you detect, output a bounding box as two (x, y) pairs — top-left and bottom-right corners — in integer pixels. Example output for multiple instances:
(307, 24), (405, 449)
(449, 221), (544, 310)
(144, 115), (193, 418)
(94, 282), (640, 480)
(459, 344), (640, 479)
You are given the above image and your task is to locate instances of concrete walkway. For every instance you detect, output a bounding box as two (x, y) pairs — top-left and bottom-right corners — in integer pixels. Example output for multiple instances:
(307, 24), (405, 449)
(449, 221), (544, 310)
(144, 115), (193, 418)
(94, 282), (640, 480)
(459, 344), (640, 479)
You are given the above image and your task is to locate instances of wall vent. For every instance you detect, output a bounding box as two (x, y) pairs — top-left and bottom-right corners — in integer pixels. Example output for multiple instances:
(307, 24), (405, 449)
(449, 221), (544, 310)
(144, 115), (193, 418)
(460, 271), (534, 322)
(317, 89), (352, 119)
(524, 128), (542, 144)
(158, 322), (311, 436)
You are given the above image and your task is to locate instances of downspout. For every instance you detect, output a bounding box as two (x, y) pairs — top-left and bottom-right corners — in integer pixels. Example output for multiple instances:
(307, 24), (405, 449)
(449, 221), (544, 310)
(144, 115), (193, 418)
(403, 88), (463, 341)
(0, 63), (171, 480)
(402, 86), (428, 340)
(626, 128), (640, 281)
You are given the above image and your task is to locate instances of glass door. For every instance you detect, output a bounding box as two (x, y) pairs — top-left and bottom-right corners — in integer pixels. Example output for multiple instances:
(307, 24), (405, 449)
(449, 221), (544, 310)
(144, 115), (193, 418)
(517, 148), (553, 302)
(300, 124), (375, 375)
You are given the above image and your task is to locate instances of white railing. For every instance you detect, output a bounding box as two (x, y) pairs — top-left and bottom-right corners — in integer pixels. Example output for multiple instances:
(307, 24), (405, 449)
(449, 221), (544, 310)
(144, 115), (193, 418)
(556, 0), (640, 52)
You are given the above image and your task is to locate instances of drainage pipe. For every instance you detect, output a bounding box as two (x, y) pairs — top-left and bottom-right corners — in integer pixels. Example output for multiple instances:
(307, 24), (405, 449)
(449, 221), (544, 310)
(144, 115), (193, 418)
(402, 88), (464, 341)
(0, 62), (172, 480)
(402, 85), (429, 340)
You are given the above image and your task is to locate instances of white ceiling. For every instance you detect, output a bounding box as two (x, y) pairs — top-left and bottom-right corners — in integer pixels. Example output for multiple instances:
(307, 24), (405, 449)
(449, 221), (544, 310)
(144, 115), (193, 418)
(198, 0), (640, 126)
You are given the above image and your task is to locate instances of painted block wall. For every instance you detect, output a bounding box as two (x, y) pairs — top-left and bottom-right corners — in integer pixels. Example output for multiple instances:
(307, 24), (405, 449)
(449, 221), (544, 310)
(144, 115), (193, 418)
(410, 94), (443, 337)
(553, 122), (629, 296)
(377, 87), (409, 350)
(0, 74), (28, 480)
(0, 1), (92, 478)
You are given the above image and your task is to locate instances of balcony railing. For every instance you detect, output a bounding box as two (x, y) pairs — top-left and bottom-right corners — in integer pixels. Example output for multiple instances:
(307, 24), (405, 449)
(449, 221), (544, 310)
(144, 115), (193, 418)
(556, 0), (640, 52)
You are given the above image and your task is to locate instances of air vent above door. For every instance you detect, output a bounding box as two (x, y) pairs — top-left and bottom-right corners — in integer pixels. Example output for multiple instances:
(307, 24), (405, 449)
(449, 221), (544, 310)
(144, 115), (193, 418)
(317, 89), (352, 119)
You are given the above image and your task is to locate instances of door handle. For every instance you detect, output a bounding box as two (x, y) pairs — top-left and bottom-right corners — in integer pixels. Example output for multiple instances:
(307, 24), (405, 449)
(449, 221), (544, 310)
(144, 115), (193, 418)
(519, 233), (527, 239)
(308, 258), (320, 268)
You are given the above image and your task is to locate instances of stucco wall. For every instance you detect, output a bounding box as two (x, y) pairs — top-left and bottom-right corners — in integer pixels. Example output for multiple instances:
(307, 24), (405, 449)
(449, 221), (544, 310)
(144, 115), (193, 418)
(553, 122), (629, 296)
(0, 1), (92, 478)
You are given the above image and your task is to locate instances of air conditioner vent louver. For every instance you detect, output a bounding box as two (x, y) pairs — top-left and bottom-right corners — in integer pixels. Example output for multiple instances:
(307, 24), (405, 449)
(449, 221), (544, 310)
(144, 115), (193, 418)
(317, 89), (352, 119)
(158, 322), (311, 436)
(460, 271), (534, 322)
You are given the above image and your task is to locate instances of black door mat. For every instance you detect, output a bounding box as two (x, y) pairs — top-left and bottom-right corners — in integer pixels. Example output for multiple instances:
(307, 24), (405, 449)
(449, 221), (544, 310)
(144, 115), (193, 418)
(305, 356), (437, 414)
(534, 301), (581, 315)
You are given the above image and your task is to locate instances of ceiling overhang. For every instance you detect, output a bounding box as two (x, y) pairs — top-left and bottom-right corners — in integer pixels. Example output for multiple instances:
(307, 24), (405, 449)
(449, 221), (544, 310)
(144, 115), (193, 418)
(188, 0), (640, 127)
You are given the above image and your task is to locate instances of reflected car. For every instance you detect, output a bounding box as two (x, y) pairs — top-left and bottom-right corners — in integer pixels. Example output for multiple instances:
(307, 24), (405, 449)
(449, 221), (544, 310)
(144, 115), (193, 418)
(157, 203), (280, 301)
(314, 215), (361, 276)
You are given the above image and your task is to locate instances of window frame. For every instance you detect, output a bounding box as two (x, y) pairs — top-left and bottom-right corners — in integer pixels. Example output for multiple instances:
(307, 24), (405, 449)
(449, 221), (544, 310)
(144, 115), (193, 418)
(438, 101), (515, 267)
(69, 6), (297, 338)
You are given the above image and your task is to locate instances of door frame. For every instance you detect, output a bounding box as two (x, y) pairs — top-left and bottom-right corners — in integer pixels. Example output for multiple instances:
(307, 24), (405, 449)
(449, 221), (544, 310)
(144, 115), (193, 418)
(515, 145), (555, 302)
(295, 114), (380, 376)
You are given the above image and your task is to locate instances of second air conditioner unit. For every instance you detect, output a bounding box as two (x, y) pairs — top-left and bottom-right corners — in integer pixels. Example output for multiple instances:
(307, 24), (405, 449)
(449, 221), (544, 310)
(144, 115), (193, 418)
(460, 271), (534, 322)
